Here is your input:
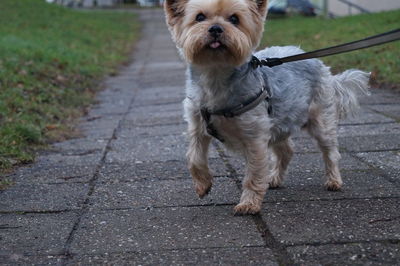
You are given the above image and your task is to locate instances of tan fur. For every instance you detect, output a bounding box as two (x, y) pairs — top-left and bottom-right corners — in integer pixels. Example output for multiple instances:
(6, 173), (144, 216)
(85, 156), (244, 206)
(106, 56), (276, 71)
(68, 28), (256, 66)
(165, 0), (268, 66)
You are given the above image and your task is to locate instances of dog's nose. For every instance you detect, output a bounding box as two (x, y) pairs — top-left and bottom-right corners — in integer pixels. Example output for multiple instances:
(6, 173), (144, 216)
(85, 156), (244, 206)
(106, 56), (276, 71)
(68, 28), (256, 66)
(208, 25), (223, 38)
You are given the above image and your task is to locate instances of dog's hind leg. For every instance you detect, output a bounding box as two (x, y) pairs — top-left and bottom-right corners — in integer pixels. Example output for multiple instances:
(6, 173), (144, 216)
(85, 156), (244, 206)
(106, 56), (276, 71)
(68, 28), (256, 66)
(306, 106), (343, 191)
(234, 138), (270, 215)
(269, 138), (294, 188)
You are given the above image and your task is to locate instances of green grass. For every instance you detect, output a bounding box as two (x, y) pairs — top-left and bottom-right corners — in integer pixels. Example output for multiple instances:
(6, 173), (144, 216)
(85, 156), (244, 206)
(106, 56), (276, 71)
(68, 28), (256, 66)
(261, 10), (400, 86)
(0, 0), (139, 172)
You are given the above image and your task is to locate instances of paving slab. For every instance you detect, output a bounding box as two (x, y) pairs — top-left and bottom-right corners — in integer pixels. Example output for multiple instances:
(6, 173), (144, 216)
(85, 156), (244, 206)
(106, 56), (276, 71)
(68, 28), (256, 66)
(368, 104), (400, 120)
(34, 152), (103, 167)
(339, 134), (400, 152)
(262, 198), (400, 245)
(89, 177), (240, 209)
(68, 247), (278, 266)
(70, 206), (264, 254)
(79, 114), (122, 131)
(106, 135), (219, 163)
(226, 152), (371, 177)
(355, 151), (400, 184)
(339, 107), (395, 125)
(0, 212), (78, 256)
(97, 158), (227, 183)
(5, 164), (95, 184)
(265, 170), (400, 202)
(129, 102), (182, 115)
(293, 122), (400, 139)
(359, 89), (400, 105)
(288, 241), (400, 265)
(51, 137), (108, 153)
(124, 109), (183, 126)
(337, 122), (400, 137)
(0, 183), (89, 212)
(0, 255), (65, 266)
(132, 87), (185, 106)
(117, 123), (187, 138)
(356, 151), (400, 171)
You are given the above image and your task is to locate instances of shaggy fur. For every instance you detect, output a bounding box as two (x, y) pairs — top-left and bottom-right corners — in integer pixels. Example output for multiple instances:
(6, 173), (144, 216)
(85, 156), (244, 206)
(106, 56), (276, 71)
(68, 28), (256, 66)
(164, 0), (370, 214)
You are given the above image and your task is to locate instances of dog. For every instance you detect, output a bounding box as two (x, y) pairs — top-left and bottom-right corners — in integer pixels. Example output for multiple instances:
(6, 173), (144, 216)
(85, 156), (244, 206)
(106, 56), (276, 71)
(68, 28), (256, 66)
(164, 0), (370, 215)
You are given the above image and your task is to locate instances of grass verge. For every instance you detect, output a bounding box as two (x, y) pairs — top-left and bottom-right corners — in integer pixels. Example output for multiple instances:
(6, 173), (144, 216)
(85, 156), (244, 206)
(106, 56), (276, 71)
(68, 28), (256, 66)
(0, 0), (139, 173)
(261, 10), (400, 87)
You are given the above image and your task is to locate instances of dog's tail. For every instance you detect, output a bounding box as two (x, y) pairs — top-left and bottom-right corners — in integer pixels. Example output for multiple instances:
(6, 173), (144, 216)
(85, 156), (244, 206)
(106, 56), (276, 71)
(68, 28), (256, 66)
(330, 69), (370, 119)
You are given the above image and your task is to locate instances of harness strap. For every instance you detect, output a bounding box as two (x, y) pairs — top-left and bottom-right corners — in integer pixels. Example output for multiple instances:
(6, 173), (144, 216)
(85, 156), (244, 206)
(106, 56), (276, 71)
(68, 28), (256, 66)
(252, 28), (400, 68)
(200, 86), (272, 142)
(200, 108), (225, 142)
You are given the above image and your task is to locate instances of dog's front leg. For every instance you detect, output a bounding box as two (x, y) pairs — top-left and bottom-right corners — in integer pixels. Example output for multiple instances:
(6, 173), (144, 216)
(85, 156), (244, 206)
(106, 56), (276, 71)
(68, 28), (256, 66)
(186, 111), (213, 198)
(234, 138), (270, 215)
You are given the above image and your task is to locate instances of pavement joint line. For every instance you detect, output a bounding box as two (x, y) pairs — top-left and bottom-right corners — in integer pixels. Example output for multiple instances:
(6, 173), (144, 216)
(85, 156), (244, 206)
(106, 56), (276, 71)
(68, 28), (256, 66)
(132, 100), (183, 107)
(0, 254), (67, 258)
(94, 203), (237, 212)
(85, 112), (127, 116)
(121, 122), (186, 128)
(212, 141), (296, 266)
(61, 15), (158, 265)
(120, 122), (186, 128)
(116, 132), (184, 139)
(365, 105), (400, 122)
(347, 152), (400, 188)
(346, 148), (400, 153)
(262, 195), (400, 204)
(65, 244), (267, 258)
(0, 209), (77, 215)
(361, 102), (400, 106)
(13, 180), (90, 185)
(97, 175), (239, 184)
(283, 238), (400, 248)
(338, 121), (397, 126)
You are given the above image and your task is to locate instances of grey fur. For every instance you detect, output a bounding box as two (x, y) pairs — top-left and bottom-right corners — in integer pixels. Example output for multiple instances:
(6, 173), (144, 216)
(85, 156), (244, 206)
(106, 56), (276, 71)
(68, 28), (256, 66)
(186, 46), (369, 143)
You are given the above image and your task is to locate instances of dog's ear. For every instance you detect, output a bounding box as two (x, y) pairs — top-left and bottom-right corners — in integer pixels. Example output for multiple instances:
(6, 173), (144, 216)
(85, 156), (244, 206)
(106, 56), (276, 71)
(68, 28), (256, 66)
(252, 0), (269, 17)
(164, 0), (188, 26)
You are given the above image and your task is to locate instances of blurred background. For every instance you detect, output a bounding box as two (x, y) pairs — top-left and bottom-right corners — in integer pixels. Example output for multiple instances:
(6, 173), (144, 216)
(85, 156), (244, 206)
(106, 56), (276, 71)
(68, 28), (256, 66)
(46, 0), (400, 18)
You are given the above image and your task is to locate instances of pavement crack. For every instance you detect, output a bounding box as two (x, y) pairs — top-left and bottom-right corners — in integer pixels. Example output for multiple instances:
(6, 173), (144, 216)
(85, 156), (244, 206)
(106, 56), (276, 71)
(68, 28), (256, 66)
(0, 209), (75, 215)
(285, 238), (400, 247)
(369, 215), (400, 224)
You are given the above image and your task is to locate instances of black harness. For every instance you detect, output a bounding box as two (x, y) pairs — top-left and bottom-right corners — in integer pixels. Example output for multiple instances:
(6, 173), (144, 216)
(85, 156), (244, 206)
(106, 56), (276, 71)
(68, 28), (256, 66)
(200, 80), (272, 142)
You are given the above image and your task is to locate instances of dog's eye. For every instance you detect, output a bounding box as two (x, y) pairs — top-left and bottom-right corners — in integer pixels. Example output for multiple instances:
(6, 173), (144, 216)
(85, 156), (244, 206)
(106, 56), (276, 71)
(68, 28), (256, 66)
(195, 13), (206, 22)
(229, 15), (239, 25)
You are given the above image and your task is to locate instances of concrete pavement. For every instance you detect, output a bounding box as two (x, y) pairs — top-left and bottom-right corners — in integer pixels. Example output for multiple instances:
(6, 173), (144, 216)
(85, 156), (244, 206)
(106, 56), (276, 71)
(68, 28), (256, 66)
(1, 9), (400, 265)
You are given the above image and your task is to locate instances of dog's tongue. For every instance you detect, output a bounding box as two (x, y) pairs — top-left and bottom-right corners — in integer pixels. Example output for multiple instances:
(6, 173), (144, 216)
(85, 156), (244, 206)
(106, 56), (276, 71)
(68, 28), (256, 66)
(210, 41), (221, 49)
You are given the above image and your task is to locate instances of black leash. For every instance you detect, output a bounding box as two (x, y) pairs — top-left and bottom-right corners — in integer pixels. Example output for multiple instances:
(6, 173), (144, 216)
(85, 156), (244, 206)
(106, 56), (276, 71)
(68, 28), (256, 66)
(252, 28), (400, 68)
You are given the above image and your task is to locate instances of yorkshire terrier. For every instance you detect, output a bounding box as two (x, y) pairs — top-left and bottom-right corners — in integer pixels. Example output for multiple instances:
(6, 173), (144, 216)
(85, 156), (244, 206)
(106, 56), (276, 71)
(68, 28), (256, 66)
(164, 0), (370, 214)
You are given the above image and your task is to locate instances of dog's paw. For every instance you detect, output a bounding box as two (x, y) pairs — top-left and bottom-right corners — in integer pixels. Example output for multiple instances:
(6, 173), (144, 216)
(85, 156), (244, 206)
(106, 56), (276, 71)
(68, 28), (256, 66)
(268, 178), (282, 189)
(325, 179), (342, 191)
(234, 202), (261, 215)
(195, 181), (212, 198)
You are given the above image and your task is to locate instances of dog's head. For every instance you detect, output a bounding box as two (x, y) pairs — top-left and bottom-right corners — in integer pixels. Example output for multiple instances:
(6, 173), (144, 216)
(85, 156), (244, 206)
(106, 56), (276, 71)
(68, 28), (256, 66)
(164, 0), (268, 67)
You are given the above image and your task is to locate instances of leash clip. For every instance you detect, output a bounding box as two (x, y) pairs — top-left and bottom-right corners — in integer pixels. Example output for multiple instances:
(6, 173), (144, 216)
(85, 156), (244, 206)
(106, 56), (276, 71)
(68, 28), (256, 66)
(251, 56), (283, 68)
